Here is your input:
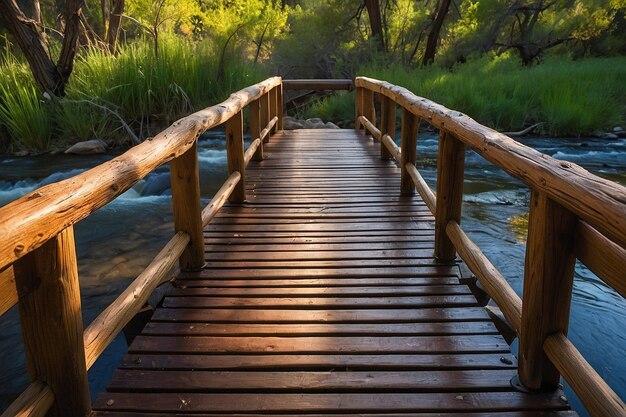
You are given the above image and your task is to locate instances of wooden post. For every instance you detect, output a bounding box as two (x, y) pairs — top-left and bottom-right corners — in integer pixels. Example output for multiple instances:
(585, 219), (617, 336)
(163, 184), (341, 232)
(519, 191), (576, 390)
(434, 130), (465, 261)
(261, 92), (270, 143)
(380, 96), (396, 159)
(400, 108), (419, 195)
(362, 88), (376, 128)
(249, 99), (264, 161)
(276, 83), (283, 131)
(170, 141), (205, 271)
(226, 110), (246, 203)
(269, 87), (278, 134)
(355, 87), (364, 130)
(13, 226), (91, 417)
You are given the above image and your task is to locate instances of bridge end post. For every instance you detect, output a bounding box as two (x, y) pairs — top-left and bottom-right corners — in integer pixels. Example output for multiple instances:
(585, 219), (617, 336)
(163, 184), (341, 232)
(400, 108), (419, 195)
(518, 192), (576, 391)
(13, 226), (91, 417)
(269, 88), (278, 135)
(434, 130), (465, 261)
(277, 82), (284, 131)
(170, 141), (205, 271)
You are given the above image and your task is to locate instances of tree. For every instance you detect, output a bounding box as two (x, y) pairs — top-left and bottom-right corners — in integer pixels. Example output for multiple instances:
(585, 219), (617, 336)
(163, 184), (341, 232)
(0, 0), (84, 96)
(101, 0), (125, 52)
(422, 0), (453, 65)
(364, 0), (385, 50)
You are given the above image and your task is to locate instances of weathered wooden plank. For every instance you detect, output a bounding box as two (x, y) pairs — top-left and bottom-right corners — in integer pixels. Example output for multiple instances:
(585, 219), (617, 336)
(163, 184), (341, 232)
(119, 353), (517, 371)
(161, 295), (479, 308)
(93, 391), (570, 412)
(151, 307), (491, 323)
(166, 285), (471, 297)
(140, 321), (498, 336)
(128, 335), (509, 354)
(107, 369), (517, 391)
(92, 412), (578, 417)
(174, 277), (459, 287)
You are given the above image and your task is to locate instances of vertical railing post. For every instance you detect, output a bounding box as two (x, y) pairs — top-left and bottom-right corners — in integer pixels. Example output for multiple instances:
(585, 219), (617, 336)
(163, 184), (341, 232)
(518, 191), (576, 390)
(362, 88), (376, 128)
(226, 110), (246, 203)
(355, 86), (364, 130)
(276, 82), (284, 131)
(434, 130), (465, 261)
(170, 141), (205, 270)
(400, 108), (419, 195)
(380, 96), (396, 159)
(250, 98), (264, 161)
(269, 87), (278, 134)
(14, 226), (91, 417)
(261, 92), (270, 144)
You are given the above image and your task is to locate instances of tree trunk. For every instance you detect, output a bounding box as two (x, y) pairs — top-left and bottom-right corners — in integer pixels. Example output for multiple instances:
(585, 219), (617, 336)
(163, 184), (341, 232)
(422, 0), (452, 65)
(0, 0), (85, 96)
(106, 0), (124, 52)
(0, 0), (62, 94)
(32, 0), (41, 23)
(364, 0), (385, 51)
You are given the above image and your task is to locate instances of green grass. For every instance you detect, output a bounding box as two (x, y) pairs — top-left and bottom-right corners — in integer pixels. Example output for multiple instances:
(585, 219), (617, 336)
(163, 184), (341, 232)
(302, 55), (626, 136)
(0, 36), (267, 152)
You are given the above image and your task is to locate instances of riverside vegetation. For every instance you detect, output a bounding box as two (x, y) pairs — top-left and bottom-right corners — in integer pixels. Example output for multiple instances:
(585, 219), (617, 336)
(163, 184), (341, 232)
(0, 0), (625, 153)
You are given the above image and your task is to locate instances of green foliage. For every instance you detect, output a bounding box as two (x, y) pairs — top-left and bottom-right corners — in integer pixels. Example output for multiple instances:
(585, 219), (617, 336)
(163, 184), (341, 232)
(303, 55), (626, 136)
(0, 54), (52, 151)
(0, 37), (267, 151)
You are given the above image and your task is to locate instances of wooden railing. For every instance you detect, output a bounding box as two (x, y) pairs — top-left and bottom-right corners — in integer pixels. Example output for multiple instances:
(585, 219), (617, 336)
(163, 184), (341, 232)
(355, 76), (626, 417)
(0, 76), (284, 417)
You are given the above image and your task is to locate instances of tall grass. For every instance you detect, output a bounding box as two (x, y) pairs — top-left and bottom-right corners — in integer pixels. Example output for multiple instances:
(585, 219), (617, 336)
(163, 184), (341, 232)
(302, 55), (626, 136)
(0, 36), (267, 152)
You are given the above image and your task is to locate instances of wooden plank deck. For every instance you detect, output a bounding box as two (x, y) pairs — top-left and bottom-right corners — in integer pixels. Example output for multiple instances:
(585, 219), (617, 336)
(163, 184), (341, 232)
(92, 129), (575, 416)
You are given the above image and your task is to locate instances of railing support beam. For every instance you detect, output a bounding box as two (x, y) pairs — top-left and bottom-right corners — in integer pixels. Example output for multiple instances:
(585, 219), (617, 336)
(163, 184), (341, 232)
(362, 89), (376, 129)
(434, 131), (465, 261)
(380, 96), (396, 159)
(269, 88), (278, 134)
(13, 226), (91, 417)
(519, 191), (576, 390)
(355, 87), (364, 130)
(400, 108), (419, 195)
(226, 110), (246, 203)
(170, 142), (205, 271)
(276, 83), (284, 131)
(261, 92), (270, 143)
(249, 99), (264, 161)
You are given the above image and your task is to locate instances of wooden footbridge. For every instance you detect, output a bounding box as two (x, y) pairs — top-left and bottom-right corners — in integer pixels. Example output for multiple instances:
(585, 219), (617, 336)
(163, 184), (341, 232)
(0, 77), (625, 417)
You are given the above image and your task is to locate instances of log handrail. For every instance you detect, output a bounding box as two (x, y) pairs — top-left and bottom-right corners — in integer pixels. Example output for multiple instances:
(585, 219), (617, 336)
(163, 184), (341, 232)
(355, 76), (626, 417)
(0, 76), (283, 417)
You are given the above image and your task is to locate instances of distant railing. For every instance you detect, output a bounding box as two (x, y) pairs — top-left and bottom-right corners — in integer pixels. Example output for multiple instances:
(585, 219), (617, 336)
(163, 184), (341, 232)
(355, 76), (626, 417)
(0, 76), (284, 417)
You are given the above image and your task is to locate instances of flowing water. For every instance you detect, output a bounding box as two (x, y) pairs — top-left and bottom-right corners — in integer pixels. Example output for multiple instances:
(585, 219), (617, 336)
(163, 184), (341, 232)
(0, 130), (624, 416)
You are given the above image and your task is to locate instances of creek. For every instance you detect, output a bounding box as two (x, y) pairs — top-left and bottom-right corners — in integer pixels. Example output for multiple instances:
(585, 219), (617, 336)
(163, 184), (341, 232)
(0, 131), (624, 416)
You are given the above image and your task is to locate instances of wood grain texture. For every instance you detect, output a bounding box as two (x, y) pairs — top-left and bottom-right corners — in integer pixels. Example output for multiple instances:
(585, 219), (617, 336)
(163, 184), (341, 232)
(0, 265), (17, 317)
(226, 110), (246, 203)
(0, 381), (54, 417)
(356, 76), (626, 249)
(0, 77), (281, 270)
(519, 192), (576, 390)
(400, 108), (419, 195)
(380, 96), (396, 159)
(544, 333), (626, 417)
(435, 131), (465, 261)
(574, 220), (626, 298)
(169, 142), (204, 270)
(14, 226), (90, 417)
(248, 98), (263, 161)
(406, 162), (436, 213)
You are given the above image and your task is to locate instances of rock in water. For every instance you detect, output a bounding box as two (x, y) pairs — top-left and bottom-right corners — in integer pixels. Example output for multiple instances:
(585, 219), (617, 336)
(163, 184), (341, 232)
(282, 116), (305, 130)
(65, 139), (107, 155)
